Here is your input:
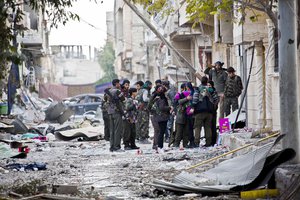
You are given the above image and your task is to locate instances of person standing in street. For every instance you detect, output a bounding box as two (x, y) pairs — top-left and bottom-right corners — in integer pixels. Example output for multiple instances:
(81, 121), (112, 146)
(207, 80), (219, 146)
(123, 88), (140, 150)
(102, 87), (111, 141)
(190, 76), (215, 147)
(162, 80), (176, 144)
(205, 61), (227, 119)
(185, 82), (196, 148)
(136, 81), (152, 144)
(106, 79), (125, 152)
(224, 67), (243, 116)
(149, 85), (171, 150)
(173, 83), (190, 148)
(134, 81), (144, 140)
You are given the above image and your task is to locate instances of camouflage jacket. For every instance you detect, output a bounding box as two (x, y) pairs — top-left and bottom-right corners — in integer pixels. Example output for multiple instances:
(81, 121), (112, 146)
(224, 75), (243, 97)
(106, 87), (125, 115)
(101, 93), (109, 113)
(136, 88), (150, 110)
(124, 96), (138, 123)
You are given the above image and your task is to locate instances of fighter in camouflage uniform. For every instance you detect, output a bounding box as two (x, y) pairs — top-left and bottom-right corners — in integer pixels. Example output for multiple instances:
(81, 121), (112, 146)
(136, 81), (152, 143)
(224, 67), (243, 117)
(102, 88), (111, 141)
(122, 88), (140, 150)
(106, 79), (125, 152)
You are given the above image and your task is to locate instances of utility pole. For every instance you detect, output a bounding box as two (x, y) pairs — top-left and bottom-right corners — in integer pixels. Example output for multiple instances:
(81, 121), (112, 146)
(278, 0), (299, 163)
(123, 0), (196, 79)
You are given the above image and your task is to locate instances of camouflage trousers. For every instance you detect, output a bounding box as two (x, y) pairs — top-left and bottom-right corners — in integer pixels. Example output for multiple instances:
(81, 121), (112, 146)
(224, 96), (239, 117)
(136, 110), (150, 140)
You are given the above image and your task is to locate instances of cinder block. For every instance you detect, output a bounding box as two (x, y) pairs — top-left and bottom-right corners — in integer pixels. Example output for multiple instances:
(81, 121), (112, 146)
(52, 184), (78, 195)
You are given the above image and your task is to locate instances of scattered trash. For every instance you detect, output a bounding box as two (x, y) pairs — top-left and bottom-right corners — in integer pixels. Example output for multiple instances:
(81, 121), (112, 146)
(162, 154), (190, 162)
(0, 143), (28, 159)
(21, 133), (40, 140)
(54, 127), (101, 141)
(5, 162), (47, 171)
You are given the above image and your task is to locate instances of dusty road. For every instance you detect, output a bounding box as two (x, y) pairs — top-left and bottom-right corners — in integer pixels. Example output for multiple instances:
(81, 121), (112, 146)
(0, 128), (234, 199)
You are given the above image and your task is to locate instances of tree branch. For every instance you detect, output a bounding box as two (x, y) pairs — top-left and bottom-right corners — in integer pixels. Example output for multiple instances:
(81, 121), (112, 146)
(235, 0), (278, 30)
(235, 0), (266, 12)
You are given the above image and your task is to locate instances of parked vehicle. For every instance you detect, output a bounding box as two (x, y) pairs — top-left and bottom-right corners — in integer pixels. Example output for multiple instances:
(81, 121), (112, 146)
(63, 94), (103, 115)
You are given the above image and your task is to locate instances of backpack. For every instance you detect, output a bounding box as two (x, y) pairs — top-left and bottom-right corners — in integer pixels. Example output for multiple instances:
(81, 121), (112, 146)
(195, 96), (214, 113)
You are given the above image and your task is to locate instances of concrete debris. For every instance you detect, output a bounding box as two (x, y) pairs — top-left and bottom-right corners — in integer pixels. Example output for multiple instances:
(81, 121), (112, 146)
(52, 184), (78, 195)
(45, 102), (74, 124)
(162, 154), (190, 162)
(0, 122), (14, 129)
(0, 167), (9, 174)
(54, 126), (102, 141)
(10, 118), (29, 134)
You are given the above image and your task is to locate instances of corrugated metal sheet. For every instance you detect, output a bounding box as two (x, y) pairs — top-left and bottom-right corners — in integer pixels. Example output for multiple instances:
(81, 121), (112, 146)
(150, 135), (295, 194)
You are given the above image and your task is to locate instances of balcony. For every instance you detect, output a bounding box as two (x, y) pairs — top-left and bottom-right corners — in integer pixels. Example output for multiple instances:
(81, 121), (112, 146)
(233, 9), (269, 45)
(18, 30), (43, 46)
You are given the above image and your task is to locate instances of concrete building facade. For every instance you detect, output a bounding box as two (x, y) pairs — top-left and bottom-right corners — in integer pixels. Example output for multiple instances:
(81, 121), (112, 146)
(17, 3), (50, 88)
(115, 0), (290, 132)
(114, 0), (152, 82)
(106, 12), (115, 44)
(153, 1), (281, 131)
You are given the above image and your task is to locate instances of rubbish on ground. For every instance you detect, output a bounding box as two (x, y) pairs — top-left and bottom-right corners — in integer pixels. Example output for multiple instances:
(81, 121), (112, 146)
(21, 133), (40, 140)
(163, 154), (190, 162)
(251, 127), (273, 138)
(9, 191), (23, 198)
(0, 143), (27, 159)
(54, 127), (101, 141)
(6, 162), (47, 171)
(19, 194), (91, 200)
(10, 118), (29, 134)
(219, 118), (231, 134)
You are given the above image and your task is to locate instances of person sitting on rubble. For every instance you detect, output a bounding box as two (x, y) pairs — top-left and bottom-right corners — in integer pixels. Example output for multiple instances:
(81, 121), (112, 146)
(122, 88), (140, 150)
